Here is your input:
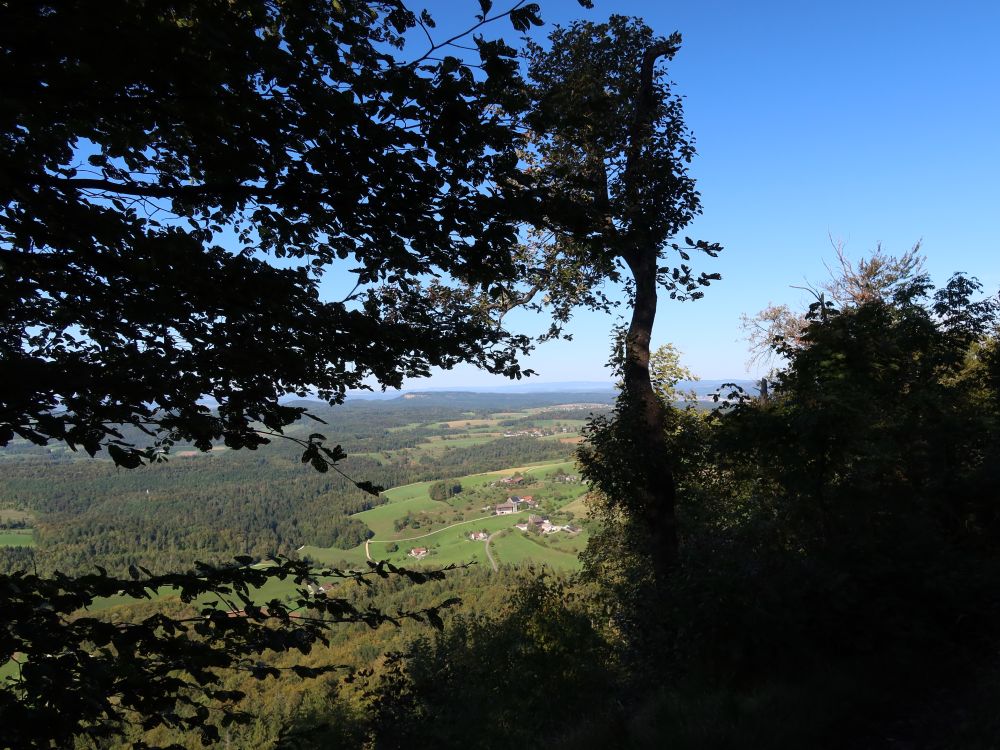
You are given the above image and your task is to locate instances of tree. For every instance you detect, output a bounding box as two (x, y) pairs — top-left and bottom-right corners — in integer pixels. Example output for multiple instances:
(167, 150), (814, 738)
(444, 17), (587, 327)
(699, 270), (1000, 683)
(1, 1), (599, 744)
(0, 0), (585, 470)
(524, 16), (721, 579)
(741, 241), (926, 368)
(649, 342), (697, 404)
(429, 480), (462, 501)
(735, 270), (1000, 536)
(366, 574), (614, 747)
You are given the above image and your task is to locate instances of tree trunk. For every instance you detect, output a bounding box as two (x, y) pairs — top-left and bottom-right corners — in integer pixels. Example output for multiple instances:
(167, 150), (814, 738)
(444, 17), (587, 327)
(622, 248), (678, 581)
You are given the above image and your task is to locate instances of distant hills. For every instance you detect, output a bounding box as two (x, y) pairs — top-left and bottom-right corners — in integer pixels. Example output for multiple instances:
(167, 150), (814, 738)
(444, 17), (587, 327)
(341, 379), (759, 402)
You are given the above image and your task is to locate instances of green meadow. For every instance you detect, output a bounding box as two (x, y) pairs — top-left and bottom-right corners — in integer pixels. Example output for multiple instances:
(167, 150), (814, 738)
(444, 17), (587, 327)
(300, 457), (589, 572)
(0, 530), (34, 547)
(489, 530), (584, 570)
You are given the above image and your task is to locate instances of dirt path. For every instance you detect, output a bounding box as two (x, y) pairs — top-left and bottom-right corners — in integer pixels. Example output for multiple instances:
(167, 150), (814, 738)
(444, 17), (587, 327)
(484, 532), (500, 572)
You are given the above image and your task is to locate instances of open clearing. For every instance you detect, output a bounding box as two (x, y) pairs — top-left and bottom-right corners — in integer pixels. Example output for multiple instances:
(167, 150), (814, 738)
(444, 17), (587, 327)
(410, 434), (500, 455)
(0, 530), (34, 547)
(440, 418), (500, 428)
(559, 494), (590, 517)
(488, 531), (583, 570)
(0, 509), (33, 524)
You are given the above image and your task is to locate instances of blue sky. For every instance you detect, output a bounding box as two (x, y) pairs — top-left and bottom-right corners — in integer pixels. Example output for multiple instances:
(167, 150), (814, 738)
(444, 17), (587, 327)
(385, 0), (1000, 388)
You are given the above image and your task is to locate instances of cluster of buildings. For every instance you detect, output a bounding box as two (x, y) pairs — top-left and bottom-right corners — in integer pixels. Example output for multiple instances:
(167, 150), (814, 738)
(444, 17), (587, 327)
(494, 495), (537, 515)
(515, 514), (578, 535)
(552, 472), (581, 484)
(501, 426), (572, 439)
(404, 474), (584, 555)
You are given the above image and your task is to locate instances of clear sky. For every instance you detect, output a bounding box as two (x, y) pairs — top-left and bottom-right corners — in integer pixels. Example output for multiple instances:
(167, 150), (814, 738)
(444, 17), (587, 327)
(380, 0), (1000, 389)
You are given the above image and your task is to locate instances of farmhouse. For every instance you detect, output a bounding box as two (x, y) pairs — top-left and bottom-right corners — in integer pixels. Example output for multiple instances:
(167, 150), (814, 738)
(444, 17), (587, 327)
(409, 547), (428, 559)
(468, 531), (488, 541)
(515, 514), (571, 534)
(516, 514), (545, 532)
(495, 500), (519, 515)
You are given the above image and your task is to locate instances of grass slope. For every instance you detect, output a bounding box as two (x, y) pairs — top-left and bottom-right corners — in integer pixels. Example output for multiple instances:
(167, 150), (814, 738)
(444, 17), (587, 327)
(0, 530), (34, 547)
(490, 530), (583, 570)
(302, 458), (588, 572)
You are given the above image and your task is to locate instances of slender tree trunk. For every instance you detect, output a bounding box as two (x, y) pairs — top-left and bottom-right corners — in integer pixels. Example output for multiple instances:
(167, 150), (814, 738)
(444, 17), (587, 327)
(622, 248), (678, 580)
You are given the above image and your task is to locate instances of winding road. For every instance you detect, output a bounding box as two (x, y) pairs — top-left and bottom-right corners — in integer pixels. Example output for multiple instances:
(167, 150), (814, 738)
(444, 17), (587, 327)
(364, 510), (527, 563)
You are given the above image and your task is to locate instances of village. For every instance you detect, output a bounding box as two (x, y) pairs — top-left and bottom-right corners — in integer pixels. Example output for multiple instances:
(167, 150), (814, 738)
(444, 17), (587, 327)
(500, 425), (573, 438)
(407, 491), (581, 559)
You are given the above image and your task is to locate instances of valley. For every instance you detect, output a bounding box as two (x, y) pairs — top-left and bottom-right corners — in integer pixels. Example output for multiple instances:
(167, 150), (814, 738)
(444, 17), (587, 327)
(0, 392), (612, 583)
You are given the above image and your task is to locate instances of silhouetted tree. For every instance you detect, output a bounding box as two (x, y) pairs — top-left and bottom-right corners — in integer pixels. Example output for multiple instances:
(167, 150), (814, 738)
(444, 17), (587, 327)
(525, 16), (721, 579)
(0, 1), (595, 744)
(1, 0), (586, 469)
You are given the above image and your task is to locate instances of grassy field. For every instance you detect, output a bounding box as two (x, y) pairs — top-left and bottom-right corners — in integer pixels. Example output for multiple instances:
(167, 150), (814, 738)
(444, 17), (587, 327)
(490, 530), (584, 570)
(386, 422), (424, 432)
(300, 457), (589, 572)
(367, 512), (521, 567)
(559, 494), (590, 517)
(410, 434), (500, 455)
(298, 542), (371, 567)
(83, 561), (357, 614)
(0, 530), (34, 546)
(0, 508), (33, 523)
(362, 517), (589, 572)
(440, 418), (500, 429)
(520, 418), (589, 429)
(353, 484), (442, 537)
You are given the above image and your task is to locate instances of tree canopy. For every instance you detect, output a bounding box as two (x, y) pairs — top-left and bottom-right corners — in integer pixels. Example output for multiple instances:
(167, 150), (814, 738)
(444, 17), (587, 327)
(1, 1), (595, 745)
(1, 0), (591, 468)
(524, 16), (722, 578)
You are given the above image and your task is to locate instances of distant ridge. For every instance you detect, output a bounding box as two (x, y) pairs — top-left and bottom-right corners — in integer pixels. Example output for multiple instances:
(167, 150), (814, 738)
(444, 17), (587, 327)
(402, 380), (615, 394)
(337, 378), (759, 401)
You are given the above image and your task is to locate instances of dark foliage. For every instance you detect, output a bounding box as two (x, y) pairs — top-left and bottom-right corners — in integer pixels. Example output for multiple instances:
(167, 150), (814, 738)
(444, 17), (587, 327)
(365, 574), (616, 749)
(0, 0), (556, 468)
(1, 556), (461, 749)
(681, 274), (1000, 680)
(0, 2), (604, 745)
(428, 480), (463, 501)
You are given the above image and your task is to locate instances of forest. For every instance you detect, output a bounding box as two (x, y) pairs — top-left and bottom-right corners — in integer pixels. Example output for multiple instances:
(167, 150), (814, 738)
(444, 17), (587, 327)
(3, 0), (1000, 748)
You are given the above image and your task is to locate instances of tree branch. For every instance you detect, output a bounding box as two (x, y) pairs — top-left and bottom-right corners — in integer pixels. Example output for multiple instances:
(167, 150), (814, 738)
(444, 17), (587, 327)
(40, 176), (268, 201)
